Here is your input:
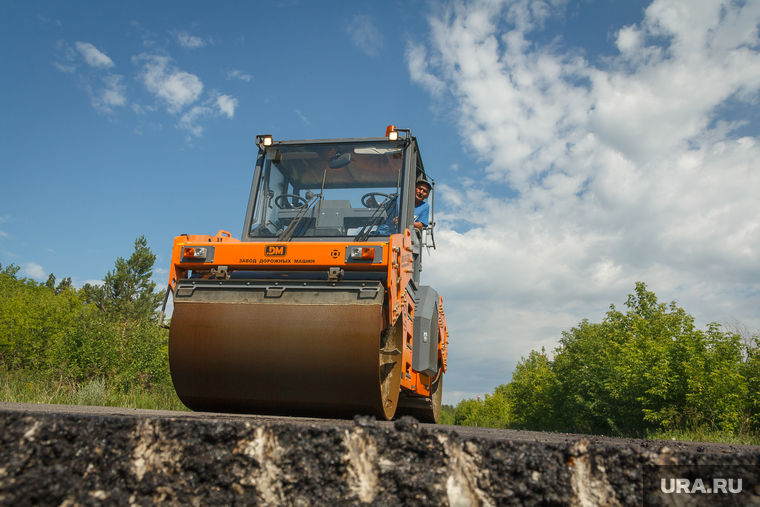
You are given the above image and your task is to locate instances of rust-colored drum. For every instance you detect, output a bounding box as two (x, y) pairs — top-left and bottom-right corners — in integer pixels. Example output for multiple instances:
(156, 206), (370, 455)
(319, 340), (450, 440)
(169, 280), (402, 420)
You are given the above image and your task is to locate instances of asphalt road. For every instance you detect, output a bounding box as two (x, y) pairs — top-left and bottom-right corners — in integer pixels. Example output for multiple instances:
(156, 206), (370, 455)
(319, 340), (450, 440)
(2, 401), (756, 454)
(2, 402), (759, 506)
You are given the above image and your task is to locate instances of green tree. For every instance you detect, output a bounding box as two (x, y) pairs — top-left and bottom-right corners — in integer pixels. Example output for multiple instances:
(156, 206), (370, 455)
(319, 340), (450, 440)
(438, 404), (456, 425)
(453, 398), (482, 426)
(45, 274), (73, 295)
(551, 282), (748, 436)
(507, 348), (557, 431)
(447, 283), (756, 439)
(0, 264), (83, 373)
(452, 390), (511, 428)
(84, 236), (166, 325)
(742, 336), (760, 433)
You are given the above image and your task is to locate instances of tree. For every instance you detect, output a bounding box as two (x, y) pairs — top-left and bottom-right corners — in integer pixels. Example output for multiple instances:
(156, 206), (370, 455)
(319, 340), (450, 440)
(452, 390), (511, 428)
(0, 264), (83, 372)
(84, 236), (166, 325)
(550, 282), (749, 436)
(447, 283), (756, 438)
(507, 348), (557, 431)
(45, 274), (73, 295)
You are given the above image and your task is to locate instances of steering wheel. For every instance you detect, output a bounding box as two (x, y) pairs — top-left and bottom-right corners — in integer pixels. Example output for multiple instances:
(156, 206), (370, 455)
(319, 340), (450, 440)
(361, 192), (391, 208)
(274, 194), (308, 209)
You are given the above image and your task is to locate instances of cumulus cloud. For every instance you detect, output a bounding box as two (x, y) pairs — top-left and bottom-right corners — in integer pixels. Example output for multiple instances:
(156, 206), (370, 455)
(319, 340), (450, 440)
(216, 94), (238, 118)
(54, 41), (126, 114)
(133, 54), (203, 113)
(131, 53), (237, 138)
(22, 262), (46, 280)
(52, 62), (76, 73)
(347, 14), (384, 56)
(178, 105), (212, 137)
(178, 93), (239, 138)
(405, 44), (446, 98)
(175, 31), (207, 49)
(226, 69), (252, 82)
(412, 0), (760, 402)
(90, 74), (127, 113)
(75, 42), (115, 68)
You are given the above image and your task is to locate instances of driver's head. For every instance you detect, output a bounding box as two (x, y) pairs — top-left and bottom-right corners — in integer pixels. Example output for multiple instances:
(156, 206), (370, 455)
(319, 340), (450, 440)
(415, 181), (431, 203)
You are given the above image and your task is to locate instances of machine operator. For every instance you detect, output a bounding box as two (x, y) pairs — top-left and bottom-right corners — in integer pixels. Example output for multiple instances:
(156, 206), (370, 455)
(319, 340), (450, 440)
(412, 178), (431, 230)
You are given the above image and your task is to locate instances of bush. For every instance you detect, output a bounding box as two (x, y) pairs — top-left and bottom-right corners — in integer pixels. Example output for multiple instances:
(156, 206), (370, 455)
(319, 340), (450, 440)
(0, 238), (176, 410)
(448, 282), (759, 442)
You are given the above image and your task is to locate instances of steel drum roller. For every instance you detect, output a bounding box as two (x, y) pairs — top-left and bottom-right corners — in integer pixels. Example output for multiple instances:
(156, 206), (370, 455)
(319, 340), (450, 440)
(169, 281), (402, 420)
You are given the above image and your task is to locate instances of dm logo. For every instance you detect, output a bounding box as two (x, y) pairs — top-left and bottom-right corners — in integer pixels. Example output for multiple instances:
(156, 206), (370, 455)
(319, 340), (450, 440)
(265, 245), (287, 256)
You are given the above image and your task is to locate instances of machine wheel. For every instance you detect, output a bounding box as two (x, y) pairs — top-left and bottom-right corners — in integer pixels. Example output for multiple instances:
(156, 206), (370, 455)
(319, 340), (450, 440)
(395, 369), (442, 424)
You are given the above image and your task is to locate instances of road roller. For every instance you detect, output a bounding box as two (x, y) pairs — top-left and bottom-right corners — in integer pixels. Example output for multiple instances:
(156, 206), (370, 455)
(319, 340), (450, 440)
(162, 126), (449, 422)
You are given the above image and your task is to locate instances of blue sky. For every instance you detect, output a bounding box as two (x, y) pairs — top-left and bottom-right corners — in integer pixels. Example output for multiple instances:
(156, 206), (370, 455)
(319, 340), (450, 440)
(2, 0), (760, 405)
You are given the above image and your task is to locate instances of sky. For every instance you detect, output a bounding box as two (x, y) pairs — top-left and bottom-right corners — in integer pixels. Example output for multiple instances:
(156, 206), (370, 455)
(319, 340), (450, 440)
(1, 0), (759, 406)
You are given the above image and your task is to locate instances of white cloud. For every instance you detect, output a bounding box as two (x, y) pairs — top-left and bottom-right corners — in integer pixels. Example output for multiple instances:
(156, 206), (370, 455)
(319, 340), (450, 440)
(52, 62), (76, 73)
(0, 230), (8, 239)
(406, 44), (446, 98)
(22, 262), (46, 280)
(177, 92), (239, 137)
(175, 31), (207, 49)
(346, 15), (384, 56)
(54, 42), (126, 114)
(90, 74), (127, 113)
(75, 42), (115, 68)
(226, 69), (252, 82)
(134, 54), (204, 113)
(216, 94), (238, 118)
(413, 0), (760, 403)
(295, 109), (310, 125)
(178, 105), (212, 137)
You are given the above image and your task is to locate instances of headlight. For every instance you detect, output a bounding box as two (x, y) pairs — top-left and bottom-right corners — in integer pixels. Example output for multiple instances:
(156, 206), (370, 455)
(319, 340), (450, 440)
(350, 247), (375, 260)
(182, 247), (207, 260)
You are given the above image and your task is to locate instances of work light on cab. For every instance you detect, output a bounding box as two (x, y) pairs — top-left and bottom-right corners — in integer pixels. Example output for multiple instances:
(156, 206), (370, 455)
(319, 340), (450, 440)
(255, 134), (273, 148)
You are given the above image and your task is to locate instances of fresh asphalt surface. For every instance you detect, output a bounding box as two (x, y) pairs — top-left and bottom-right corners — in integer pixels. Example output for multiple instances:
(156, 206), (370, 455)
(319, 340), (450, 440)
(2, 401), (756, 455)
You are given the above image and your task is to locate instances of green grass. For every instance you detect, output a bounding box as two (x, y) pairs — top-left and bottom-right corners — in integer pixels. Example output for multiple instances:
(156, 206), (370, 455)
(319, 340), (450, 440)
(648, 428), (760, 446)
(0, 370), (189, 412)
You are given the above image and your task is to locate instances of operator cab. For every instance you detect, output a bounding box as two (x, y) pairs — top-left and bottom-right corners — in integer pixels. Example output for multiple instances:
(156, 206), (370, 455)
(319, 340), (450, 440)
(243, 127), (435, 251)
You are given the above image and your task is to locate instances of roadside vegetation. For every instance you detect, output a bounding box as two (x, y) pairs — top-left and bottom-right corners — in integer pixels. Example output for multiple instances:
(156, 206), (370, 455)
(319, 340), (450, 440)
(441, 282), (760, 445)
(0, 237), (187, 412)
(3, 242), (757, 444)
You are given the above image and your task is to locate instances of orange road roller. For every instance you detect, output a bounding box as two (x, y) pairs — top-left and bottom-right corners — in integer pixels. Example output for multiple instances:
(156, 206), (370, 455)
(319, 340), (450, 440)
(161, 126), (449, 422)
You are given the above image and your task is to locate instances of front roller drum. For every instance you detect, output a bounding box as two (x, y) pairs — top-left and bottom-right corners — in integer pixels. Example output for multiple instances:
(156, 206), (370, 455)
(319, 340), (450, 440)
(168, 282), (402, 420)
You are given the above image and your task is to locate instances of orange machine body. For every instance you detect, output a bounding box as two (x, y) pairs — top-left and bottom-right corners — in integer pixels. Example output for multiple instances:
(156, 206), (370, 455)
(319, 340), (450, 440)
(167, 228), (448, 400)
(165, 127), (449, 420)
